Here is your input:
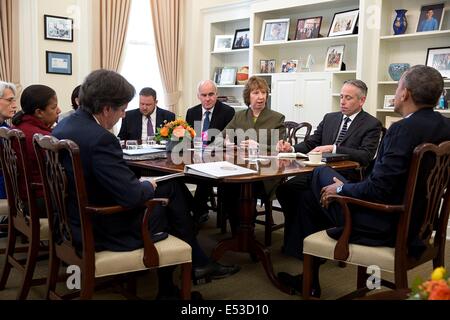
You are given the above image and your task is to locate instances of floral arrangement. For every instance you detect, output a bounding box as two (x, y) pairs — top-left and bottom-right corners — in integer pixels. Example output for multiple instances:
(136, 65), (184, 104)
(409, 267), (450, 300)
(155, 119), (196, 142)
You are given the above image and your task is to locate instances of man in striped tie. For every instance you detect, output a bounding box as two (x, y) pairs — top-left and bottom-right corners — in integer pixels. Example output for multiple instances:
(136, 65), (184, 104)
(275, 80), (382, 262)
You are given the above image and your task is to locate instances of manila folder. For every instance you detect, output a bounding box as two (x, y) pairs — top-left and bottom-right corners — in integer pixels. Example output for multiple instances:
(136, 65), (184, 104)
(184, 161), (256, 179)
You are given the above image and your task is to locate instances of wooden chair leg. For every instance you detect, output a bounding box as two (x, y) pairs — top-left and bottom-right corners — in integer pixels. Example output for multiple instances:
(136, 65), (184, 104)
(80, 272), (95, 300)
(16, 237), (40, 300)
(46, 252), (60, 299)
(302, 254), (313, 299)
(0, 228), (18, 290)
(394, 269), (408, 290)
(179, 263), (192, 300)
(356, 265), (367, 290)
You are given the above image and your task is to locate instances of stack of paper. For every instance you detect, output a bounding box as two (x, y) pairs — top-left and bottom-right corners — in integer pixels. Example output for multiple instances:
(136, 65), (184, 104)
(184, 161), (256, 179)
(277, 152), (307, 158)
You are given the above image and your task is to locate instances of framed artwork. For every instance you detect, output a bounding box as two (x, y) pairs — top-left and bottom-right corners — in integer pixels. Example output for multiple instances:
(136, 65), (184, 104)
(328, 9), (359, 37)
(281, 60), (298, 73)
(426, 46), (450, 78)
(44, 14), (73, 42)
(214, 35), (233, 52)
(46, 51), (72, 75)
(260, 59), (276, 73)
(219, 67), (237, 85)
(416, 3), (444, 32)
(383, 95), (395, 109)
(295, 16), (322, 40)
(232, 28), (250, 49)
(260, 19), (290, 44)
(325, 45), (345, 71)
(213, 67), (223, 84)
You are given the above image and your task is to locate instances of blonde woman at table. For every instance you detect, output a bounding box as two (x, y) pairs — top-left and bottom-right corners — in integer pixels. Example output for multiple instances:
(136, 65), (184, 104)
(219, 76), (286, 233)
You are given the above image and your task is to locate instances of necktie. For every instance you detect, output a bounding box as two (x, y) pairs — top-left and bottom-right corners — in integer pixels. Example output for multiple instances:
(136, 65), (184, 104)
(202, 111), (210, 133)
(335, 117), (351, 145)
(147, 116), (154, 136)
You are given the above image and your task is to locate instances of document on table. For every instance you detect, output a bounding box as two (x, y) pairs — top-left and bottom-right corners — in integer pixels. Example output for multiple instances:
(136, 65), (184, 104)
(184, 161), (256, 179)
(277, 152), (308, 158)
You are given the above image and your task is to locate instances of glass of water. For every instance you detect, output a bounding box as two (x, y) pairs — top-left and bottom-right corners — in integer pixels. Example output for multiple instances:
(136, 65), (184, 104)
(193, 137), (203, 150)
(125, 140), (138, 150)
(248, 146), (259, 160)
(146, 135), (156, 146)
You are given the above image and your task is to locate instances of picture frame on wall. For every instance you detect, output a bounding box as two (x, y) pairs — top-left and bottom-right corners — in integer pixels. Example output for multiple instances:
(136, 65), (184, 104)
(46, 51), (72, 75)
(260, 18), (290, 44)
(294, 16), (322, 40)
(383, 95), (395, 109)
(324, 45), (345, 71)
(425, 46), (450, 78)
(416, 3), (444, 32)
(44, 14), (73, 42)
(214, 35), (233, 52)
(232, 28), (250, 49)
(328, 9), (359, 37)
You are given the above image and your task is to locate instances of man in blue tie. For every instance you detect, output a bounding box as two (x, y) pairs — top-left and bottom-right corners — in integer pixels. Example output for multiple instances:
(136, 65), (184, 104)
(276, 80), (382, 260)
(118, 88), (175, 141)
(185, 80), (235, 225)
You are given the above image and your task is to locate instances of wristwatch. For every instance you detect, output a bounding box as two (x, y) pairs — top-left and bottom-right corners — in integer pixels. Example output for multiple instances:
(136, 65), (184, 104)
(336, 185), (343, 194)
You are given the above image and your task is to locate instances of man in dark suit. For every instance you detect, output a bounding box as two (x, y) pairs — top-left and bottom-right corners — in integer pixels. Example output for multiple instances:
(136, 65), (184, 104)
(118, 87), (175, 141)
(54, 70), (239, 299)
(278, 65), (450, 297)
(185, 80), (235, 224)
(276, 80), (382, 259)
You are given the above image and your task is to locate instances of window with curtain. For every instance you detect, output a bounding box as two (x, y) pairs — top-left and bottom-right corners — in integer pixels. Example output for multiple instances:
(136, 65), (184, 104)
(120, 0), (165, 110)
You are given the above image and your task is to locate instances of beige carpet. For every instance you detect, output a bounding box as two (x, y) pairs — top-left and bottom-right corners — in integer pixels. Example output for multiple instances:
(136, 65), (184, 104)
(0, 211), (448, 300)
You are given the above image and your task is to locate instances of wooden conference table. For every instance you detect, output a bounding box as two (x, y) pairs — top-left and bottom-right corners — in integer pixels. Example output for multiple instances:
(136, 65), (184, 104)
(127, 148), (359, 293)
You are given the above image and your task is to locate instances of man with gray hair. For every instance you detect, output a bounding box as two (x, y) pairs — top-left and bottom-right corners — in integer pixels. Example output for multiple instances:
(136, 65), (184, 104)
(0, 81), (17, 235)
(276, 79), (382, 260)
(185, 80), (235, 224)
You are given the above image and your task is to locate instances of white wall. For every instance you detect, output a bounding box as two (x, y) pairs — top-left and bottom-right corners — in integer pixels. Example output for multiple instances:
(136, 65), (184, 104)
(19, 0), (92, 114)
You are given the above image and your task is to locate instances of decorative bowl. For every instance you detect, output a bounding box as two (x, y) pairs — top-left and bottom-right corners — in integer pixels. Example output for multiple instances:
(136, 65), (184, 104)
(388, 63), (410, 81)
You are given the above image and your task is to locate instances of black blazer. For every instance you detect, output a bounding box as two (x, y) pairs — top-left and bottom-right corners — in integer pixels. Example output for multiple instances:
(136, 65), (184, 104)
(118, 107), (175, 140)
(323, 108), (450, 251)
(294, 111), (382, 167)
(53, 109), (156, 251)
(185, 100), (235, 143)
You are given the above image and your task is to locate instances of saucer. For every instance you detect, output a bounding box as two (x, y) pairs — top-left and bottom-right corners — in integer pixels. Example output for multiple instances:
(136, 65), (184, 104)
(303, 160), (326, 166)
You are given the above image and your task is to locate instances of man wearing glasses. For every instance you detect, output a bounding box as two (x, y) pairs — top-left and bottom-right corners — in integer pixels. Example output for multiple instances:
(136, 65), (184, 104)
(0, 81), (18, 237)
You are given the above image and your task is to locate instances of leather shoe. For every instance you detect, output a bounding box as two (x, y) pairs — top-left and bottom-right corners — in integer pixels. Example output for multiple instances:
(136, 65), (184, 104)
(277, 272), (321, 298)
(193, 262), (240, 283)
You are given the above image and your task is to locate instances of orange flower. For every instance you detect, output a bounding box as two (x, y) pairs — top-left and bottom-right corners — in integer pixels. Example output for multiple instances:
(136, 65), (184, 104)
(172, 126), (186, 138)
(159, 126), (169, 137)
(427, 280), (450, 300)
(188, 127), (196, 138)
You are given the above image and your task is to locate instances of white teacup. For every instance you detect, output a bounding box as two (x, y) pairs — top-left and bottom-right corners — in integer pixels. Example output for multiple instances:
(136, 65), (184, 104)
(308, 151), (322, 164)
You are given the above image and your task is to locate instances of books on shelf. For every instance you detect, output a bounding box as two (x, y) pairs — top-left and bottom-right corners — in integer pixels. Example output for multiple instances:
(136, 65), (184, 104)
(184, 161), (256, 179)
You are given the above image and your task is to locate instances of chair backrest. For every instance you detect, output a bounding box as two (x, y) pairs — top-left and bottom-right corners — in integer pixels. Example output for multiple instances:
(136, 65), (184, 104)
(33, 133), (94, 267)
(284, 121), (312, 145)
(397, 141), (450, 265)
(0, 127), (40, 238)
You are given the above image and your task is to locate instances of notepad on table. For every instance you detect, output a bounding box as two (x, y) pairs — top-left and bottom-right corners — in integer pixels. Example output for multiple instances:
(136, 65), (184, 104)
(184, 161), (256, 179)
(277, 152), (308, 159)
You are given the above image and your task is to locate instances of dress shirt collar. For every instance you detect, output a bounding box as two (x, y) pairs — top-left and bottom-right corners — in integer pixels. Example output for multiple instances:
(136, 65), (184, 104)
(202, 106), (214, 117)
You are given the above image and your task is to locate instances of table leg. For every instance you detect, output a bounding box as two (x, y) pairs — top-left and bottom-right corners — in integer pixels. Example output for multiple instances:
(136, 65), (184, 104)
(211, 182), (291, 294)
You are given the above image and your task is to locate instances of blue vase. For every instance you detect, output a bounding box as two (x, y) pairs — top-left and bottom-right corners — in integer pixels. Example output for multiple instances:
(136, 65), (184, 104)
(388, 63), (410, 81)
(393, 9), (407, 35)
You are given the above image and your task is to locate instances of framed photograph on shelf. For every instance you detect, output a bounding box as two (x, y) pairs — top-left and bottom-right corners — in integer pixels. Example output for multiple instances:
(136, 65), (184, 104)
(328, 9), (359, 37)
(214, 35), (233, 52)
(295, 16), (322, 40)
(219, 67), (237, 85)
(46, 51), (72, 75)
(212, 67), (223, 84)
(325, 45), (345, 71)
(260, 59), (276, 73)
(232, 28), (250, 49)
(383, 95), (395, 109)
(281, 60), (298, 73)
(260, 18), (290, 44)
(425, 46), (450, 78)
(44, 14), (73, 42)
(416, 3), (444, 32)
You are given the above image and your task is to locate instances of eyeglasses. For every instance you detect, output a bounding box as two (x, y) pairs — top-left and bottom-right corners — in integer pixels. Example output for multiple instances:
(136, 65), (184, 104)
(0, 97), (16, 103)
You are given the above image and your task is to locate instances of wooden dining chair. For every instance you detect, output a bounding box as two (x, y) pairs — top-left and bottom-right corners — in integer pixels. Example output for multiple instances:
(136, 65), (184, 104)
(302, 141), (450, 299)
(33, 134), (193, 300)
(0, 128), (48, 299)
(255, 121), (313, 246)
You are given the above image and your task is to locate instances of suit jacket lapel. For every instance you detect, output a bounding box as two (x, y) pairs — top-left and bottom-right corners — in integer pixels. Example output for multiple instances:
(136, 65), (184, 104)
(329, 113), (343, 143)
(339, 111), (365, 145)
(133, 109), (143, 138)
